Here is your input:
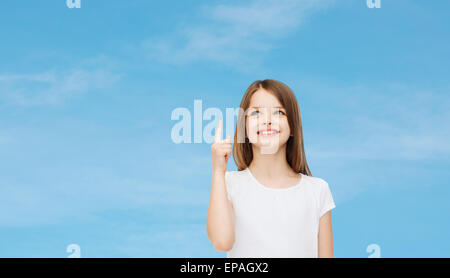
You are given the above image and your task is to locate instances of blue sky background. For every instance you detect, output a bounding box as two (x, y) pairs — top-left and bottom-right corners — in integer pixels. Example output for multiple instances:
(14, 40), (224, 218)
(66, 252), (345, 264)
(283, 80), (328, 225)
(0, 0), (449, 258)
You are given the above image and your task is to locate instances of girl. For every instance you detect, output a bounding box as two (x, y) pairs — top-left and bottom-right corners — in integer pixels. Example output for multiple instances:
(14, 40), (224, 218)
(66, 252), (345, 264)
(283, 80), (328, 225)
(206, 79), (336, 258)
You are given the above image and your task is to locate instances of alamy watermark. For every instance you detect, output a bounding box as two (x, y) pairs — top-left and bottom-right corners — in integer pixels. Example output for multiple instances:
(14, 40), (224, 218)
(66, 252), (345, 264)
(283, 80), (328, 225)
(67, 243), (81, 258)
(171, 100), (240, 144)
(66, 0), (81, 9)
(366, 243), (381, 258)
(170, 99), (283, 155)
(366, 0), (381, 8)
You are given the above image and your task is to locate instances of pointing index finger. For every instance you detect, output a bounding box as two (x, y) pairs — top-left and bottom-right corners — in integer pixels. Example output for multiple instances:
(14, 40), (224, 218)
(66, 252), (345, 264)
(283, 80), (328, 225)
(214, 120), (223, 143)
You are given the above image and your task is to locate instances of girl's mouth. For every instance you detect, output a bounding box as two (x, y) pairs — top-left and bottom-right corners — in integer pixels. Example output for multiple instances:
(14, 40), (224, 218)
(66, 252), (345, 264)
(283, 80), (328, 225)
(257, 129), (280, 136)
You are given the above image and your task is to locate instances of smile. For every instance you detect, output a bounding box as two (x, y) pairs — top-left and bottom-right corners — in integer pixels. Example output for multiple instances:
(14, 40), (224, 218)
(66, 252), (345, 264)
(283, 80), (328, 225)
(257, 129), (279, 136)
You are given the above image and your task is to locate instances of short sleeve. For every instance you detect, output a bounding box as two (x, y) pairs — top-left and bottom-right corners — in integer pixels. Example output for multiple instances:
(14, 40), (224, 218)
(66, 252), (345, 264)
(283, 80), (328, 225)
(225, 171), (233, 202)
(319, 180), (336, 218)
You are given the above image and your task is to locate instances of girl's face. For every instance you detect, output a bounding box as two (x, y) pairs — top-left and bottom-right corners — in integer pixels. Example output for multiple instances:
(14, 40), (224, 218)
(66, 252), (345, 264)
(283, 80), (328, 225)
(245, 89), (291, 154)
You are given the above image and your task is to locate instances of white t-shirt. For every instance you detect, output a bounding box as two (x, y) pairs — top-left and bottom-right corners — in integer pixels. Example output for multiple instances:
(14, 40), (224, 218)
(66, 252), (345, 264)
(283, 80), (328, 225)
(225, 168), (336, 258)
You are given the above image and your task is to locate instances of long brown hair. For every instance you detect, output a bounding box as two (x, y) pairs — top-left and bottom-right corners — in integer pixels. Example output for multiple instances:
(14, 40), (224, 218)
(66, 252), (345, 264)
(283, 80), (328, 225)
(232, 79), (312, 176)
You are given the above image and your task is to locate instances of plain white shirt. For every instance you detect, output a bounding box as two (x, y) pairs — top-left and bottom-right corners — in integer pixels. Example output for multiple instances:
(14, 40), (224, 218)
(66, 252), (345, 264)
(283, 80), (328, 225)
(225, 168), (336, 258)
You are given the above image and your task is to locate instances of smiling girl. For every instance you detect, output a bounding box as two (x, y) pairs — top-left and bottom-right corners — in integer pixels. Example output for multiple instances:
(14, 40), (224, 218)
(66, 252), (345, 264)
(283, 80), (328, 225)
(206, 79), (336, 258)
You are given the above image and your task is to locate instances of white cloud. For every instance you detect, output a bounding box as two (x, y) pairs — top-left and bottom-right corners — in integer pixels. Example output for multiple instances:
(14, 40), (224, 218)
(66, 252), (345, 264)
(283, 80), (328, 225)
(208, 0), (330, 33)
(0, 56), (121, 107)
(142, 0), (334, 71)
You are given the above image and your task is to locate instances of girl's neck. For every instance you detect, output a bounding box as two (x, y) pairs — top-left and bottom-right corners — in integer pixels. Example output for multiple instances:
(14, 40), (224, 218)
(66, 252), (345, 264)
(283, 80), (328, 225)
(249, 144), (294, 179)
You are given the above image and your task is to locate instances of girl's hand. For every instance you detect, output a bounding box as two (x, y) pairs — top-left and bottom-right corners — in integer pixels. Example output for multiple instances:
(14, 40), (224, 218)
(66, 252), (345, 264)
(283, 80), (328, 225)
(211, 120), (232, 175)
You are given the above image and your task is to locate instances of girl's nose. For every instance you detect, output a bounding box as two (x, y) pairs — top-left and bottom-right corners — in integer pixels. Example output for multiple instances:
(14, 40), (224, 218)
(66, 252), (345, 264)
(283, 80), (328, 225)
(265, 110), (272, 125)
(261, 115), (271, 126)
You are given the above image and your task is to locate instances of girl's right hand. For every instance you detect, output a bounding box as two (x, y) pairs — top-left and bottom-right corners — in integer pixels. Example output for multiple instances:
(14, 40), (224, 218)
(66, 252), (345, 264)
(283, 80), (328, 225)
(211, 120), (232, 175)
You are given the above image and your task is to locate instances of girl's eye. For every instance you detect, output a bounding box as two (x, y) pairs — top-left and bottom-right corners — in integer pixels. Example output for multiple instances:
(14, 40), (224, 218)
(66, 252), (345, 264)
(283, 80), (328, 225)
(274, 109), (285, 115)
(250, 110), (260, 116)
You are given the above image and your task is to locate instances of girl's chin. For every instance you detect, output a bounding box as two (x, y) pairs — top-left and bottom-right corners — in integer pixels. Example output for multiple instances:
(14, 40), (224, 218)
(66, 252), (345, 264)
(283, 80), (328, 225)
(251, 139), (287, 149)
(258, 136), (282, 143)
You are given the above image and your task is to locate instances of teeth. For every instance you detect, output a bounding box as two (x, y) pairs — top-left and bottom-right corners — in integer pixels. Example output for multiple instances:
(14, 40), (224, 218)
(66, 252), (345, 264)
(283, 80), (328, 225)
(260, 130), (278, 135)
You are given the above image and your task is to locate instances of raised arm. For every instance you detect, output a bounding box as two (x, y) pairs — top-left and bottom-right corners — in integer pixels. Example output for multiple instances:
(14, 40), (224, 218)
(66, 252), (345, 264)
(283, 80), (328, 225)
(206, 120), (235, 252)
